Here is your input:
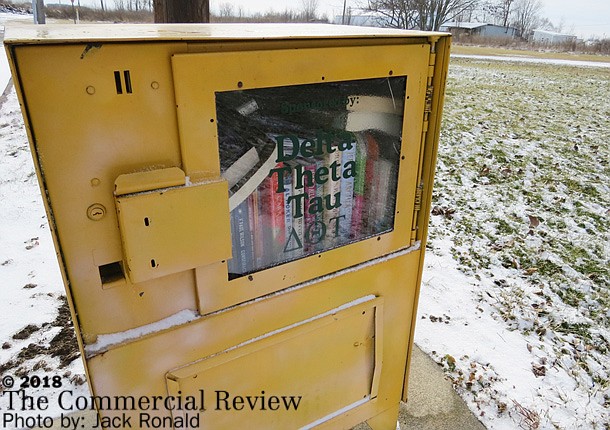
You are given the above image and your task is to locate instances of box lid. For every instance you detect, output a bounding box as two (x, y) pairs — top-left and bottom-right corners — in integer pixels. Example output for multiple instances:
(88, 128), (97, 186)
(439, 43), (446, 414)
(4, 22), (447, 45)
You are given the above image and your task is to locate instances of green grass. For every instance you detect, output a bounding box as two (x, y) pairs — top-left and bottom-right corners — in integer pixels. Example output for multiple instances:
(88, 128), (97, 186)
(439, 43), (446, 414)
(431, 57), (610, 390)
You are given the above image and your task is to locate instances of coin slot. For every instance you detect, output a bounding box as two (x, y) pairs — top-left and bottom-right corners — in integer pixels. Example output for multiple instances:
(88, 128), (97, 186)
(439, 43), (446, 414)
(99, 261), (124, 284)
(124, 70), (133, 94)
(114, 71), (123, 94)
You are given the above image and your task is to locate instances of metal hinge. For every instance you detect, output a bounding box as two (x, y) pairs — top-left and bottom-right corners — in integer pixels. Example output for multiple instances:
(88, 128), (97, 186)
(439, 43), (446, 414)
(414, 182), (424, 212)
(425, 46), (436, 112)
(425, 85), (434, 113)
(410, 182), (424, 243)
(411, 44), (437, 245)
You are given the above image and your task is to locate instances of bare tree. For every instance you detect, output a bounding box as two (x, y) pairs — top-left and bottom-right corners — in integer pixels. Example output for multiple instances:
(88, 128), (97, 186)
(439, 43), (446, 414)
(218, 2), (234, 17)
(537, 17), (555, 31)
(366, 0), (480, 31)
(413, 0), (466, 30)
(153, 0), (210, 23)
(497, 0), (515, 26)
(453, 2), (477, 22)
(512, 0), (541, 38)
(342, 5), (354, 24)
(301, 0), (319, 21)
(481, 0), (514, 26)
(365, 0), (418, 29)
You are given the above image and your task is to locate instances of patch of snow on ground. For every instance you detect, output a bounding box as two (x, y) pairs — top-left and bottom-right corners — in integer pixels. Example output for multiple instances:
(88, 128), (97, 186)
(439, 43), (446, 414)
(415, 57), (609, 429)
(0, 74), (90, 425)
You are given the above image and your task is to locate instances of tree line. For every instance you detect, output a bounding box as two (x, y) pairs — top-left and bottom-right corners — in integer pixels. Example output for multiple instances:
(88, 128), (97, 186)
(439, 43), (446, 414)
(362, 0), (546, 37)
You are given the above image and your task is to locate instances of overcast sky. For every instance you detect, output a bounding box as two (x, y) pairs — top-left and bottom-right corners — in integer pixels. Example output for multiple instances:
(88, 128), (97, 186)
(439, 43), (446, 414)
(70, 0), (610, 39)
(211, 0), (609, 38)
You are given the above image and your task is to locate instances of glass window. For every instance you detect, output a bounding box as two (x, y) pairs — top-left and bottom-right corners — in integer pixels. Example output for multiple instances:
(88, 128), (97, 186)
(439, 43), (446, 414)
(216, 77), (406, 278)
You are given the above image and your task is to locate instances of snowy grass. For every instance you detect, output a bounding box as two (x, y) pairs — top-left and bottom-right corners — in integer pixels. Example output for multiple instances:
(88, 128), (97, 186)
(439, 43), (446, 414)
(416, 57), (609, 429)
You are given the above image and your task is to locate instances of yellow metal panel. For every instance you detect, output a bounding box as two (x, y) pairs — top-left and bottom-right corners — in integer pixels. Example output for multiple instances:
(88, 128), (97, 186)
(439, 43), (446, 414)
(175, 44), (430, 314)
(12, 42), (199, 335)
(166, 297), (382, 429)
(87, 250), (420, 430)
(6, 25), (450, 429)
(403, 35), (452, 402)
(114, 167), (186, 195)
(116, 179), (231, 284)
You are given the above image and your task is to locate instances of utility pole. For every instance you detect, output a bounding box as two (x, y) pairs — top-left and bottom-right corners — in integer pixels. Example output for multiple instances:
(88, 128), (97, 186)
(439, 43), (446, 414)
(153, 0), (210, 23)
(32, 0), (46, 24)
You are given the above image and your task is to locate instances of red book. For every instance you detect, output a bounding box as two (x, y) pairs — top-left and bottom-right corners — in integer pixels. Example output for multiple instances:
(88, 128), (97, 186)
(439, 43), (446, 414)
(268, 162), (286, 256)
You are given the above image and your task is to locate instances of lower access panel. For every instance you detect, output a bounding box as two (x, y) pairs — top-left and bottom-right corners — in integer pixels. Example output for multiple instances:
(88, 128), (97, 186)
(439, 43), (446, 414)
(166, 296), (383, 429)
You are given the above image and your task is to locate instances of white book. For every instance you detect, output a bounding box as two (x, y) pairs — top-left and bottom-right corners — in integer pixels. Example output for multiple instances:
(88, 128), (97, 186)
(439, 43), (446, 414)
(346, 95), (404, 115)
(338, 143), (356, 242)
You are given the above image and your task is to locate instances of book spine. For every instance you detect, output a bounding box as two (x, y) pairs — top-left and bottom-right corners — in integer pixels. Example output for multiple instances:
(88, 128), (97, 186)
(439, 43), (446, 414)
(291, 167), (305, 257)
(282, 168), (294, 259)
(323, 148), (342, 246)
(364, 133), (380, 234)
(351, 134), (368, 238)
(303, 163), (317, 253)
(338, 142), (356, 243)
(269, 162), (286, 256)
(373, 158), (394, 233)
(314, 157), (326, 251)
(258, 176), (274, 268)
(227, 204), (240, 274)
(250, 189), (265, 270)
(228, 197), (254, 275)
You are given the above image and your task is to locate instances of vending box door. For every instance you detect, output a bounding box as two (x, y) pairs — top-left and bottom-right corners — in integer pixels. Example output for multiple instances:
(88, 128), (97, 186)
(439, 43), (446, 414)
(4, 24), (450, 429)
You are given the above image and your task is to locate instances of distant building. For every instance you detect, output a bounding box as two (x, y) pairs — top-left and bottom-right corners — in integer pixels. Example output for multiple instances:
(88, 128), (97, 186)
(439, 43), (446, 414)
(532, 30), (577, 45)
(440, 22), (517, 39)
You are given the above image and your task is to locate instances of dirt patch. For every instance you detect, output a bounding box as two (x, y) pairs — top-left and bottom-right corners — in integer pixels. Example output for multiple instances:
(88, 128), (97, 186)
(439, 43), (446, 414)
(12, 324), (39, 340)
(1, 296), (80, 377)
(46, 297), (80, 368)
(48, 325), (80, 368)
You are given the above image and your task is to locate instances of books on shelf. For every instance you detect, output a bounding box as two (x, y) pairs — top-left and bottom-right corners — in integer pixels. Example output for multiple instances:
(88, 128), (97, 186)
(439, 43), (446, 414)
(224, 130), (399, 278)
(219, 89), (404, 278)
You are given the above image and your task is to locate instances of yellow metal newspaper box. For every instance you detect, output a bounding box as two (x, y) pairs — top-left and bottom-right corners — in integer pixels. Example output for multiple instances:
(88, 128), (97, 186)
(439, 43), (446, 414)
(5, 24), (450, 429)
